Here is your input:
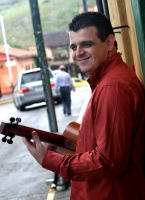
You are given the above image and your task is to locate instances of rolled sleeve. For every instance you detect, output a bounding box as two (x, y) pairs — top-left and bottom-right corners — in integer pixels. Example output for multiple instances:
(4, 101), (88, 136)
(42, 150), (64, 174)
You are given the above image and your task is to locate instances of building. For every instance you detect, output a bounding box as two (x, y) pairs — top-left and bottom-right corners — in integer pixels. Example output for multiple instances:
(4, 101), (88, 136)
(0, 45), (37, 95)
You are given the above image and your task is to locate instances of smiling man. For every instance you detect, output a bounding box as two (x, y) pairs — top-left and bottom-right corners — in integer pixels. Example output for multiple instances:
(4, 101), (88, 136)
(70, 27), (116, 74)
(22, 12), (145, 200)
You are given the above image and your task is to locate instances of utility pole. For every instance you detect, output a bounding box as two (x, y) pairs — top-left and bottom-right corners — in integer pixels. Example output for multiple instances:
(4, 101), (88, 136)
(29, 0), (67, 187)
(96, 0), (110, 20)
(29, 0), (58, 133)
(102, 0), (110, 20)
(0, 16), (14, 91)
(95, 0), (104, 13)
(82, 0), (88, 12)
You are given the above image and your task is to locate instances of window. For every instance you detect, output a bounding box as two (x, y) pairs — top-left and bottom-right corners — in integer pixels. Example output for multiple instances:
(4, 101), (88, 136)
(21, 71), (42, 84)
(21, 70), (53, 84)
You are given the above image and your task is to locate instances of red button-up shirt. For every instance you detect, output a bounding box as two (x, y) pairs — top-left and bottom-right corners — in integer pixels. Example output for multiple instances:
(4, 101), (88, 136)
(42, 53), (145, 200)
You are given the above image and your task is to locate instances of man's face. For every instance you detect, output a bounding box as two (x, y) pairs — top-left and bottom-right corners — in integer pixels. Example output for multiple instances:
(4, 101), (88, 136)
(69, 26), (109, 75)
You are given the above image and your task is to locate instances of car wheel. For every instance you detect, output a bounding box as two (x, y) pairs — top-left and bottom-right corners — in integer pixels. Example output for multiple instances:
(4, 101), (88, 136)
(19, 105), (25, 111)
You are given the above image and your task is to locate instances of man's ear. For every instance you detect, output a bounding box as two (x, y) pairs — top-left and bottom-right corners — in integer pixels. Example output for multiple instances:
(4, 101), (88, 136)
(107, 34), (116, 51)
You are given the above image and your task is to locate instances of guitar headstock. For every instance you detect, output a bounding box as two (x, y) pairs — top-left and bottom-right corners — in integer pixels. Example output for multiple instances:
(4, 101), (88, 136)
(0, 117), (21, 144)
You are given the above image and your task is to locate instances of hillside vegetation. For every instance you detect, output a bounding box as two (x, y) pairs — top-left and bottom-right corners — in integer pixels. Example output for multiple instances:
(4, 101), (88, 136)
(0, 0), (95, 49)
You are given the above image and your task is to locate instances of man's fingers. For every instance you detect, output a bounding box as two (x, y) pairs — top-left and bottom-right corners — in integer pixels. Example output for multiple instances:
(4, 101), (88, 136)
(21, 131), (47, 165)
(31, 131), (41, 145)
(21, 131), (40, 148)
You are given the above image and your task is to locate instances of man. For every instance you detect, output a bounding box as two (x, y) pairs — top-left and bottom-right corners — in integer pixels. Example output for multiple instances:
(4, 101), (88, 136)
(22, 12), (145, 200)
(55, 65), (75, 115)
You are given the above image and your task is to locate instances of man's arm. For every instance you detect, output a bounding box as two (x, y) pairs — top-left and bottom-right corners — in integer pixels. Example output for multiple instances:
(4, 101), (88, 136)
(42, 85), (135, 181)
(22, 86), (135, 182)
(68, 74), (75, 91)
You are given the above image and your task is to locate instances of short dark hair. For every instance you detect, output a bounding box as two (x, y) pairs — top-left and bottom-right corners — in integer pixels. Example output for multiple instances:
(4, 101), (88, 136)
(69, 12), (117, 49)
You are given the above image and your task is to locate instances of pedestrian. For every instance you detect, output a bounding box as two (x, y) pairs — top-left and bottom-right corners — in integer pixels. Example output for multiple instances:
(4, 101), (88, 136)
(55, 65), (75, 115)
(22, 12), (145, 200)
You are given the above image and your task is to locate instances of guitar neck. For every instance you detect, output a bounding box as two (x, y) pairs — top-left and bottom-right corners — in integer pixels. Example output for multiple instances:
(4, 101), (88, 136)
(0, 122), (76, 152)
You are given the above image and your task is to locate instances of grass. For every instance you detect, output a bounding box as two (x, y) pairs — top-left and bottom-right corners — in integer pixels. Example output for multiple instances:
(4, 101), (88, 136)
(0, 0), (95, 49)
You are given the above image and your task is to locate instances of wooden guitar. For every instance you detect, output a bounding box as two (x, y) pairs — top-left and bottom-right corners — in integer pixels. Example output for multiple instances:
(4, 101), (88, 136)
(0, 117), (80, 155)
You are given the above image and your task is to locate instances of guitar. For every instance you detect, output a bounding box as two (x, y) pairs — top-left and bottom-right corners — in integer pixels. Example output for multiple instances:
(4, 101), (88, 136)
(0, 117), (80, 155)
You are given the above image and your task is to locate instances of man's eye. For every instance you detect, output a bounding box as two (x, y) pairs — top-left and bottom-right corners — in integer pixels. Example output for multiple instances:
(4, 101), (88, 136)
(83, 43), (91, 47)
(71, 46), (76, 51)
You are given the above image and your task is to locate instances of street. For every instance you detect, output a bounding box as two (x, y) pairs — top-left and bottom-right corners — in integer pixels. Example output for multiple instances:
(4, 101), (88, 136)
(0, 86), (90, 200)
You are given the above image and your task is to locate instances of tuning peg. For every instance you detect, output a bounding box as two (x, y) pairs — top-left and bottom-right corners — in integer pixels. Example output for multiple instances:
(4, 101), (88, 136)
(9, 117), (15, 123)
(7, 117), (15, 129)
(13, 117), (21, 129)
(1, 130), (9, 143)
(2, 136), (7, 142)
(16, 118), (21, 123)
(7, 138), (13, 144)
(7, 132), (15, 144)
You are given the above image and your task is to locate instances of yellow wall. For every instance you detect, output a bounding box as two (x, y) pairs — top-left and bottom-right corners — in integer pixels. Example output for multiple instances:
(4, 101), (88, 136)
(108, 0), (144, 85)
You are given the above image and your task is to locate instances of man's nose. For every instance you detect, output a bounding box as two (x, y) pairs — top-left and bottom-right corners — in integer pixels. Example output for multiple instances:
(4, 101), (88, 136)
(76, 46), (84, 57)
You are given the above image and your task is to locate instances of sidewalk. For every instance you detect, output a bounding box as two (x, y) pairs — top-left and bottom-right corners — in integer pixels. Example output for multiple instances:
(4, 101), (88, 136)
(0, 94), (13, 105)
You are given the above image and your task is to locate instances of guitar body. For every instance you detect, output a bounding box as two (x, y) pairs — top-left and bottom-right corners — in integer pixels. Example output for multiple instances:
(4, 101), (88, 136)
(0, 118), (80, 155)
(58, 122), (80, 154)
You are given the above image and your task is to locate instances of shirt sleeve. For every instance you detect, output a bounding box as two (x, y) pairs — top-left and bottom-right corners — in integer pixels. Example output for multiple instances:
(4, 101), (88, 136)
(68, 74), (75, 89)
(42, 85), (135, 181)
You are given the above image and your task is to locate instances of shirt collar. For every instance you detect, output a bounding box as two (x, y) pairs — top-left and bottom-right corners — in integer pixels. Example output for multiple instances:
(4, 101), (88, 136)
(87, 53), (123, 91)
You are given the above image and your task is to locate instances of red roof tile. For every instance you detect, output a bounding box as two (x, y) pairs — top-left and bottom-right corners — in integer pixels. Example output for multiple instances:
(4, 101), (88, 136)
(0, 45), (37, 58)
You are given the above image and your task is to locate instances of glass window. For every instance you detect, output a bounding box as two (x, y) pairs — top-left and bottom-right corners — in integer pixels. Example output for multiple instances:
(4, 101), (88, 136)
(21, 70), (53, 84)
(21, 71), (42, 84)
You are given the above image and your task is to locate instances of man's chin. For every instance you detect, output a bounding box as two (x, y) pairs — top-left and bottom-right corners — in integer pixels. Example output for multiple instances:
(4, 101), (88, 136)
(80, 67), (91, 75)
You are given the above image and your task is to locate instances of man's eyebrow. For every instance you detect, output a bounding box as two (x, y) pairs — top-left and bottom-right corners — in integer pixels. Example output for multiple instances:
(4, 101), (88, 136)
(70, 40), (94, 48)
(80, 40), (94, 45)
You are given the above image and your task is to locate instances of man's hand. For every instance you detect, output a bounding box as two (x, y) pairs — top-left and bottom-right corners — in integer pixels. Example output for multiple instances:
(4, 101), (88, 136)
(22, 131), (57, 165)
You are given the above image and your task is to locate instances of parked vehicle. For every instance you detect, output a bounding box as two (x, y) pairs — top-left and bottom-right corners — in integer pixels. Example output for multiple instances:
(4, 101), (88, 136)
(13, 68), (61, 111)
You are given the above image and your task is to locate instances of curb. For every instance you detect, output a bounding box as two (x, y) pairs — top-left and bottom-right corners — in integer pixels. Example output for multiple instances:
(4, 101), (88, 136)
(0, 99), (13, 105)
